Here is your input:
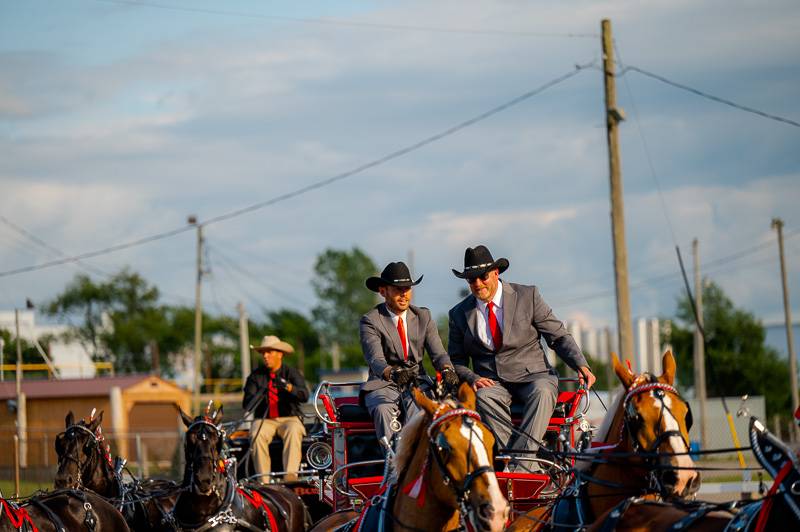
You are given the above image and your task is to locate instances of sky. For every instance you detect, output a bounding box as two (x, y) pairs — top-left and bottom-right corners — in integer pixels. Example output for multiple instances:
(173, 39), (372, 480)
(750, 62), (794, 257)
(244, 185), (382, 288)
(1, 0), (799, 353)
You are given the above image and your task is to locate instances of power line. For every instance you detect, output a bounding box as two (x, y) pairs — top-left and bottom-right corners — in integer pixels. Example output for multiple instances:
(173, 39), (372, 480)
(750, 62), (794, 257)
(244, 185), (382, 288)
(613, 44), (679, 246)
(91, 0), (598, 38)
(0, 215), (112, 278)
(0, 64), (591, 279)
(209, 245), (312, 309)
(0, 225), (193, 278)
(557, 229), (800, 307)
(621, 65), (800, 128)
(201, 63), (592, 227)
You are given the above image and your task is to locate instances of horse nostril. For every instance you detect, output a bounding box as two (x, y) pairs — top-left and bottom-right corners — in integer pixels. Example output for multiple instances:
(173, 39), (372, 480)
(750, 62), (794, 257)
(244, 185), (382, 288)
(479, 502), (494, 518)
(662, 470), (678, 486)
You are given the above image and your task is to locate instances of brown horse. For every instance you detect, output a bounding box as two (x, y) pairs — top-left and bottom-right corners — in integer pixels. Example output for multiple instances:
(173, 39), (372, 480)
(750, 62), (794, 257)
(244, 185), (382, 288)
(310, 382), (509, 531)
(165, 406), (309, 532)
(507, 350), (700, 531)
(54, 410), (178, 530)
(0, 489), (130, 532)
(586, 415), (800, 531)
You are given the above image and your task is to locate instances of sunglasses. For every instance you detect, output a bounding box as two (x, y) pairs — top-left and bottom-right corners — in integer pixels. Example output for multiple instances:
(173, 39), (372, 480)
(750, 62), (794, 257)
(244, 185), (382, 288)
(466, 272), (491, 284)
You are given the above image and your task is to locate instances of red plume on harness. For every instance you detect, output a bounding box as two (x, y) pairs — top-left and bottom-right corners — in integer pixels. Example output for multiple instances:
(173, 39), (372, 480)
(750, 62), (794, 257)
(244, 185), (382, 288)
(401, 455), (429, 507)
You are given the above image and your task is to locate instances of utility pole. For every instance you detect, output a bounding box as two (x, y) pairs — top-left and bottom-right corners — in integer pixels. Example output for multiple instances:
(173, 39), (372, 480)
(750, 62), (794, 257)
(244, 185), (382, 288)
(15, 309), (27, 468)
(772, 218), (799, 440)
(601, 19), (634, 361)
(190, 216), (204, 414)
(604, 326), (615, 391)
(692, 239), (708, 449)
(238, 302), (250, 387)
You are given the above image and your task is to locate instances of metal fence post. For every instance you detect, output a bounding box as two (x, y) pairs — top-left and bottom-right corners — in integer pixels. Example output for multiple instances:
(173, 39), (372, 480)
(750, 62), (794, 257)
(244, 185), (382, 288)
(135, 433), (143, 474)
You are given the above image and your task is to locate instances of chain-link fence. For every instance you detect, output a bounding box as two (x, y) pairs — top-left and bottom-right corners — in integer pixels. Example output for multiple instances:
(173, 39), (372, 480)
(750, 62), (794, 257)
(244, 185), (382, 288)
(0, 428), (185, 497)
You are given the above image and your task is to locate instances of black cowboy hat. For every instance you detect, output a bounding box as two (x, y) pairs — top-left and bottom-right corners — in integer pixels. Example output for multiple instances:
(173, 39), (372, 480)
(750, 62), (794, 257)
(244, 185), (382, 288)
(366, 261), (423, 292)
(452, 245), (509, 279)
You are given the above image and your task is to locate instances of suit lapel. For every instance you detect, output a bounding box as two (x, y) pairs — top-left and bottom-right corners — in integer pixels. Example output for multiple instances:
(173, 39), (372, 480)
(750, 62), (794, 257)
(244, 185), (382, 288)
(378, 304), (405, 361)
(464, 297), (482, 348)
(406, 309), (419, 362)
(501, 282), (517, 343)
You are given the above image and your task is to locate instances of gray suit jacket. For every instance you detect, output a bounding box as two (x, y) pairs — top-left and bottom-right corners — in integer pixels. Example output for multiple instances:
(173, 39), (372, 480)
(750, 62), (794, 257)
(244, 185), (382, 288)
(360, 303), (452, 392)
(448, 282), (587, 384)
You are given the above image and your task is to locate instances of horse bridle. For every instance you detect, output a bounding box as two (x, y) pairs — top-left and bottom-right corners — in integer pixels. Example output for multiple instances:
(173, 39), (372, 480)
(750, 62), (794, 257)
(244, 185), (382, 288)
(184, 419), (226, 498)
(57, 423), (104, 489)
(426, 407), (495, 516)
(621, 382), (694, 494)
(622, 382), (692, 454)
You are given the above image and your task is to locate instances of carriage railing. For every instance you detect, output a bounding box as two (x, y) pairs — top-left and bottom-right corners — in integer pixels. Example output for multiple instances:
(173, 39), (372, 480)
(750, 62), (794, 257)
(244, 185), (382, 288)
(313, 377), (591, 425)
(312, 380), (365, 426)
(329, 459), (386, 500)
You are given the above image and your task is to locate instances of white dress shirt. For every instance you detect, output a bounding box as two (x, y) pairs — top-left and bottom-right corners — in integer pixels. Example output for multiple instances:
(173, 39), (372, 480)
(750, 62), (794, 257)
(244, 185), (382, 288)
(475, 281), (504, 350)
(387, 308), (408, 354)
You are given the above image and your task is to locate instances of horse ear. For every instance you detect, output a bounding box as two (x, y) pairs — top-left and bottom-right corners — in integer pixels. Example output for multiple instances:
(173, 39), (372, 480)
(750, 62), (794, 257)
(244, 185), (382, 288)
(660, 350), (676, 385)
(457, 382), (476, 411)
(212, 405), (224, 425)
(88, 410), (104, 432)
(612, 353), (635, 389)
(176, 405), (194, 428)
(412, 387), (438, 415)
(65, 411), (75, 428)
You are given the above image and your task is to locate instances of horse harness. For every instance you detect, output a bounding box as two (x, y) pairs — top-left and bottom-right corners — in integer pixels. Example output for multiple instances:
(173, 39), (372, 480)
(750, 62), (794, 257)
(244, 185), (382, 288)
(548, 382), (694, 530)
(1, 490), (98, 532)
(59, 422), (125, 497)
(165, 418), (279, 531)
(348, 406), (494, 532)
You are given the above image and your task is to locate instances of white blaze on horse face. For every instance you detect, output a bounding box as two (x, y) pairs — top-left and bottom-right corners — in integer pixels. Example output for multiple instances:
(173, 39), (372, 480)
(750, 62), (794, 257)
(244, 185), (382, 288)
(660, 394), (697, 493)
(460, 422), (508, 531)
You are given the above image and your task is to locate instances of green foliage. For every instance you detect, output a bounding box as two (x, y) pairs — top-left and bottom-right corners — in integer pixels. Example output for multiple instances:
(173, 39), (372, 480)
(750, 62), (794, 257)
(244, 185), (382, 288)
(666, 281), (791, 418)
(311, 247), (378, 368)
(0, 329), (44, 367)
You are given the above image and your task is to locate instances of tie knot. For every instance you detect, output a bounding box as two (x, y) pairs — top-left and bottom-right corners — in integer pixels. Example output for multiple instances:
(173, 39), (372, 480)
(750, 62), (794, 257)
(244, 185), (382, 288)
(488, 301), (494, 310)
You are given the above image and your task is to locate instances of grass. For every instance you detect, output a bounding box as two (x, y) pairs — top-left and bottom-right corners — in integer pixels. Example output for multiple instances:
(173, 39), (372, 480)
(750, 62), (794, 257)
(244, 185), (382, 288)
(0, 479), (52, 498)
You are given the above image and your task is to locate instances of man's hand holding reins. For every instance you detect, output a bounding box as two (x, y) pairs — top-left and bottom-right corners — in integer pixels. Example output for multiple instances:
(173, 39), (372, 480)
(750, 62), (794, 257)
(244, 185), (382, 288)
(389, 366), (416, 388)
(440, 366), (460, 391)
(577, 366), (596, 389)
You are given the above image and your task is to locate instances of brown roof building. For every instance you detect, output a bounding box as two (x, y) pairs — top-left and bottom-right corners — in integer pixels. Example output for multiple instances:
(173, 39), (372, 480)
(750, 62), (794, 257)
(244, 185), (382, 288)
(0, 375), (190, 470)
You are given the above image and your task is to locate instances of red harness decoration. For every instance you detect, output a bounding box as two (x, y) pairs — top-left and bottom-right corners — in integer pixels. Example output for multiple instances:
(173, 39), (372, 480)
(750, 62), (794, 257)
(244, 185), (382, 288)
(401, 455), (429, 508)
(754, 459), (794, 532)
(1, 499), (38, 532)
(237, 488), (278, 532)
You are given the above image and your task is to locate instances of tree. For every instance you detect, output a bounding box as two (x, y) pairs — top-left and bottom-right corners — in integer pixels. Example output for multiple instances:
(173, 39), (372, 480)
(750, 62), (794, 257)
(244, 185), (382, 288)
(45, 269), (186, 373)
(311, 247), (378, 368)
(666, 281), (791, 419)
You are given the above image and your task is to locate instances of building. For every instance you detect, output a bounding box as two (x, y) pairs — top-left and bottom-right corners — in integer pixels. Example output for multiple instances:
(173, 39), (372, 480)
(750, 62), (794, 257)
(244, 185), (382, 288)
(0, 374), (190, 470)
(0, 310), (97, 378)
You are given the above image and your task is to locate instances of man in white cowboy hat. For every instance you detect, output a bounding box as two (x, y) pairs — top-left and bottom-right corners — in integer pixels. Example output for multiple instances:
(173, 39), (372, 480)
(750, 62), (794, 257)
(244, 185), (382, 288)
(360, 261), (460, 446)
(242, 335), (309, 482)
(448, 245), (596, 471)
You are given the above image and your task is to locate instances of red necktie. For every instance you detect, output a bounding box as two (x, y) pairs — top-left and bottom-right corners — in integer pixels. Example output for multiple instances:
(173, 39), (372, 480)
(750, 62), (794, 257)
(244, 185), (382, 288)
(397, 317), (408, 361)
(488, 302), (503, 351)
(268, 373), (279, 418)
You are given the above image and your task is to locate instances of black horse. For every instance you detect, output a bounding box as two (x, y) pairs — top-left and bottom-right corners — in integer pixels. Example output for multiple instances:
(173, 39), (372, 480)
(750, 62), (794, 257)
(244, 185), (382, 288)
(0, 489), (129, 532)
(54, 410), (179, 530)
(164, 406), (309, 532)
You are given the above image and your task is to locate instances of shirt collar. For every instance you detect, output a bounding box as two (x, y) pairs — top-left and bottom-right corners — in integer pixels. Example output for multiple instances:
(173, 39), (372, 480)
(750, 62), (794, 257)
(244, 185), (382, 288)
(386, 306), (407, 322)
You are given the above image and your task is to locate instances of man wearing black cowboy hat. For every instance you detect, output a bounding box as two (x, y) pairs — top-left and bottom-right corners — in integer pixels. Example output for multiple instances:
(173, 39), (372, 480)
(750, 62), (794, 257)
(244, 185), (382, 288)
(360, 261), (459, 445)
(448, 245), (596, 471)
